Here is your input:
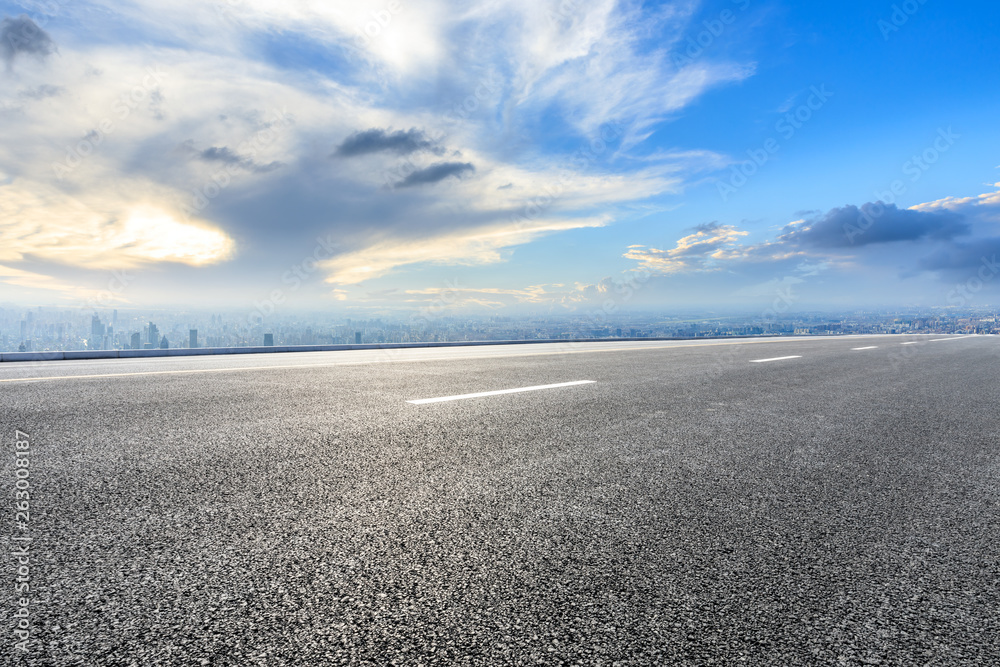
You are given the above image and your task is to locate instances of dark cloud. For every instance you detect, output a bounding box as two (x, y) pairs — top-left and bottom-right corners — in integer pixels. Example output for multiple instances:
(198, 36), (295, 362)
(200, 146), (243, 164)
(394, 162), (475, 188)
(197, 145), (284, 174)
(780, 203), (970, 248)
(1, 15), (56, 66)
(334, 128), (443, 158)
(692, 221), (725, 234)
(917, 238), (1000, 274)
(251, 161), (284, 174)
(18, 84), (62, 99)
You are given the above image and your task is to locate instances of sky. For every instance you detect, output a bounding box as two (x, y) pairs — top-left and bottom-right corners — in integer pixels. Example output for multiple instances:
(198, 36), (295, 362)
(1, 0), (999, 318)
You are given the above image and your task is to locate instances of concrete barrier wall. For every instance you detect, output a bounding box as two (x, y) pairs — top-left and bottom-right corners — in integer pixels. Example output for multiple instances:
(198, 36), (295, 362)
(0, 335), (777, 363)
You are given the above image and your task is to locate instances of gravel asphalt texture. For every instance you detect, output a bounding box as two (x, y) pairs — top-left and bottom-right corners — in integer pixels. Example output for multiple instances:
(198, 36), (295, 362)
(1, 335), (999, 665)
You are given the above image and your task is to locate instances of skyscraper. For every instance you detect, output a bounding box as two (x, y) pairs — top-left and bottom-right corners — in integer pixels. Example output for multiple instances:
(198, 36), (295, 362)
(147, 322), (159, 348)
(91, 314), (105, 350)
(130, 332), (141, 350)
(263, 333), (274, 346)
(355, 331), (362, 345)
(189, 329), (198, 348)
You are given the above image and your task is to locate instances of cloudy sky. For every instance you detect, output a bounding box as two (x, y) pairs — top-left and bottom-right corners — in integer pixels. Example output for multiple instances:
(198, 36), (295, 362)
(1, 0), (999, 316)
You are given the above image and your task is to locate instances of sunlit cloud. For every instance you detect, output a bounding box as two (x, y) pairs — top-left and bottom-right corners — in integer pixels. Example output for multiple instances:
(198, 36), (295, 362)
(323, 216), (609, 286)
(0, 264), (121, 302)
(624, 223), (749, 274)
(0, 185), (234, 269)
(1, 0), (762, 306)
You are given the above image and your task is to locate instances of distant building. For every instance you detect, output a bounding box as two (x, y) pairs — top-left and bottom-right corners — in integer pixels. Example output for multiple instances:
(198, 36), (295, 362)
(90, 314), (105, 349)
(263, 333), (274, 346)
(147, 323), (159, 348)
(159, 337), (169, 349)
(189, 329), (198, 348)
(130, 332), (141, 350)
(355, 331), (362, 345)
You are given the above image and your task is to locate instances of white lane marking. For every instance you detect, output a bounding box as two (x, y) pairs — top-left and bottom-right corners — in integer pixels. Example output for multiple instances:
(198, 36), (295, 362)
(407, 380), (596, 404)
(901, 342), (919, 345)
(749, 356), (802, 363)
(930, 337), (966, 342)
(852, 346), (878, 350)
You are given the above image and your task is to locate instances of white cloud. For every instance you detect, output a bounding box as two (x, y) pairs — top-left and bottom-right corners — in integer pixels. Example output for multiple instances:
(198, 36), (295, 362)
(322, 215), (609, 285)
(909, 184), (1000, 218)
(623, 223), (750, 274)
(0, 182), (234, 269)
(0, 0), (760, 305)
(0, 263), (122, 302)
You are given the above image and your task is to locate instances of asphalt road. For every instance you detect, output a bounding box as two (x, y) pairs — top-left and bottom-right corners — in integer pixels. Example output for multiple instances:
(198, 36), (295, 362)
(2, 335), (999, 665)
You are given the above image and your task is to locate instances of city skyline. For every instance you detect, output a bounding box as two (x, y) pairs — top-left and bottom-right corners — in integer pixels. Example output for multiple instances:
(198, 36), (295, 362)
(3, 303), (998, 354)
(1, 1), (999, 313)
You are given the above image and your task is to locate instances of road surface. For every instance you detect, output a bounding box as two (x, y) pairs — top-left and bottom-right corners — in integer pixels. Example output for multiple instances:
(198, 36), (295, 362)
(2, 335), (998, 665)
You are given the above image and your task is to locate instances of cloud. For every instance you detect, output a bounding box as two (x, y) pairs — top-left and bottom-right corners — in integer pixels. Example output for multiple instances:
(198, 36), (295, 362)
(917, 239), (1000, 274)
(620, 187), (1000, 309)
(394, 162), (475, 188)
(0, 183), (235, 269)
(0, 1), (760, 307)
(18, 84), (63, 100)
(197, 145), (284, 174)
(199, 146), (242, 164)
(910, 183), (1000, 219)
(334, 128), (443, 158)
(1, 15), (57, 67)
(0, 264), (125, 302)
(322, 215), (609, 285)
(624, 223), (749, 274)
(777, 203), (970, 248)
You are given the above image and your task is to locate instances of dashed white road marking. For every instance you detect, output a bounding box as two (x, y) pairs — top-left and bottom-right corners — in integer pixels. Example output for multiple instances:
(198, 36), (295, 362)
(901, 342), (919, 345)
(852, 346), (878, 351)
(749, 356), (802, 363)
(930, 337), (967, 342)
(407, 380), (596, 404)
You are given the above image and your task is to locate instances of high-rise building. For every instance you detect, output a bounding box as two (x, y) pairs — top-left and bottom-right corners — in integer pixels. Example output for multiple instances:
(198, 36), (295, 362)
(355, 331), (362, 345)
(91, 314), (105, 349)
(130, 332), (141, 350)
(159, 337), (169, 349)
(147, 323), (159, 347)
(263, 333), (274, 346)
(189, 329), (198, 348)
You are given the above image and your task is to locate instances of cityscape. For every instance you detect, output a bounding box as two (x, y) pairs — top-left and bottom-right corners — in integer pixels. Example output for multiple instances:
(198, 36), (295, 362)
(4, 0), (1000, 663)
(2, 305), (997, 354)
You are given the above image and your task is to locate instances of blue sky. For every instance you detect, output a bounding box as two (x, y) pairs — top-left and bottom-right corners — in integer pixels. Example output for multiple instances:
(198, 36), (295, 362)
(1, 0), (999, 316)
